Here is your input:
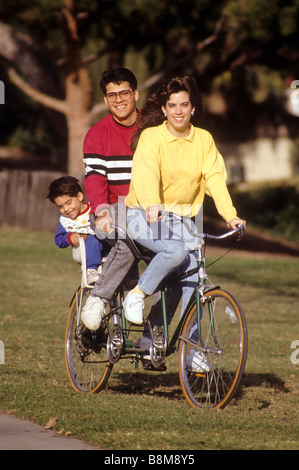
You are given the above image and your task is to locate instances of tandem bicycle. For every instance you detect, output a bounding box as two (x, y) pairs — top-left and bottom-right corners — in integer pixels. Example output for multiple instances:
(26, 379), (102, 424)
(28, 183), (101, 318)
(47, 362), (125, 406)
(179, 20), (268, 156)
(65, 215), (247, 410)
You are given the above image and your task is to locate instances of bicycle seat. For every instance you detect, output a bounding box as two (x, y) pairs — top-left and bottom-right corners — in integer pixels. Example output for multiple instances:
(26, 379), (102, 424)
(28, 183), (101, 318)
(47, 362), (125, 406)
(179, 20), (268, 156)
(128, 238), (155, 264)
(112, 224), (155, 264)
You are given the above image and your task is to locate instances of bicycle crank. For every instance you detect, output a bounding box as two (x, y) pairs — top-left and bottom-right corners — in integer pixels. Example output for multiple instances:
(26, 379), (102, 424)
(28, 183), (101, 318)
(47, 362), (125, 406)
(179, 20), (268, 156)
(149, 325), (167, 368)
(107, 323), (124, 363)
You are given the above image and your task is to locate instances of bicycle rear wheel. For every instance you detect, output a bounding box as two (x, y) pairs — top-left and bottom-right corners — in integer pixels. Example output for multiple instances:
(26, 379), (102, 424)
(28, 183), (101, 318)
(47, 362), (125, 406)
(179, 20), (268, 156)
(65, 287), (113, 393)
(178, 288), (248, 409)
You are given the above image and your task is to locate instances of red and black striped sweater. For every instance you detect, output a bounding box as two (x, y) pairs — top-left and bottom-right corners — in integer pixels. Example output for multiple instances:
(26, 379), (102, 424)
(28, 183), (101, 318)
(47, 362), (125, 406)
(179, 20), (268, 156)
(83, 113), (138, 215)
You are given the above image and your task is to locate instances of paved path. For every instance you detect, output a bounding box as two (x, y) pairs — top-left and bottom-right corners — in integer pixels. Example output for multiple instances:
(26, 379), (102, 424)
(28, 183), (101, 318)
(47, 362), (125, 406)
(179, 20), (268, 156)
(0, 413), (101, 450)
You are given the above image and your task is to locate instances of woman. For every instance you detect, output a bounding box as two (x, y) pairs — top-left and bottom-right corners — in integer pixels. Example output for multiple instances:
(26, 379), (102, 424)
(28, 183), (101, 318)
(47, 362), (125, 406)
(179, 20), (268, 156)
(124, 75), (246, 325)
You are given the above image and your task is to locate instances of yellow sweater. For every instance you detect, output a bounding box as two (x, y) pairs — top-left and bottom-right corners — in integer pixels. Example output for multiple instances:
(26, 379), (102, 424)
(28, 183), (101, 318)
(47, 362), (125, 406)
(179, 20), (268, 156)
(126, 121), (237, 222)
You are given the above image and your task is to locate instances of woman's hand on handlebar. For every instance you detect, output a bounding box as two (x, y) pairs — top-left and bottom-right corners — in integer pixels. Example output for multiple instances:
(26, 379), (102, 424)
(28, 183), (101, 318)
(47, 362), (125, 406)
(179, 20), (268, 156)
(228, 218), (246, 230)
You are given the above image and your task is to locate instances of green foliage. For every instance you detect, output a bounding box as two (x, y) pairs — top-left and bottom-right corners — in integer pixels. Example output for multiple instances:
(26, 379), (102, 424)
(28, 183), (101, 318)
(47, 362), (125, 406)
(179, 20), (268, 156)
(231, 181), (299, 243)
(279, 0), (299, 36)
(226, 0), (280, 43)
(1, 0), (298, 164)
(0, 0), (64, 32)
(225, 0), (299, 41)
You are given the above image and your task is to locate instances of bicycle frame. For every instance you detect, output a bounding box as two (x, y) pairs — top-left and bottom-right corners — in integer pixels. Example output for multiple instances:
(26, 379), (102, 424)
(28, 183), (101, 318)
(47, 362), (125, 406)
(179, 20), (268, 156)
(65, 216), (247, 406)
(111, 220), (245, 363)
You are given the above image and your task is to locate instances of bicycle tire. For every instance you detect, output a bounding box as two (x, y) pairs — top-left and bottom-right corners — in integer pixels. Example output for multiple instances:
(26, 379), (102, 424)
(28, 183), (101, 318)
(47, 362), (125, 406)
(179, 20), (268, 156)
(178, 288), (248, 409)
(65, 287), (113, 393)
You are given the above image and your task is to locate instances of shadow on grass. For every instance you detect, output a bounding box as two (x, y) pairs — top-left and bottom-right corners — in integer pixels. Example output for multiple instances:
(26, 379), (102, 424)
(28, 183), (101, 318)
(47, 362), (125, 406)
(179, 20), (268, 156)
(241, 372), (290, 393)
(108, 370), (290, 403)
(109, 372), (184, 400)
(232, 372), (291, 409)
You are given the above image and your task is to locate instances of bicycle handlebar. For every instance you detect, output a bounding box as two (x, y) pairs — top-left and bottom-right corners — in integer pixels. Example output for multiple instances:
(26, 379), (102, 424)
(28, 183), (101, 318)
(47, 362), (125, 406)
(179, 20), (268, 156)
(110, 215), (244, 262)
(205, 224), (245, 241)
(111, 214), (245, 242)
(159, 211), (245, 242)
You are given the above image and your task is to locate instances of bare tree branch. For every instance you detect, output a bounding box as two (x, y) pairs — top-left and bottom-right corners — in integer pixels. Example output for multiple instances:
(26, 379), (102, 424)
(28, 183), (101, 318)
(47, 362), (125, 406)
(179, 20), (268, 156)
(138, 72), (164, 92)
(7, 67), (68, 115)
(90, 101), (108, 119)
(62, 0), (79, 42)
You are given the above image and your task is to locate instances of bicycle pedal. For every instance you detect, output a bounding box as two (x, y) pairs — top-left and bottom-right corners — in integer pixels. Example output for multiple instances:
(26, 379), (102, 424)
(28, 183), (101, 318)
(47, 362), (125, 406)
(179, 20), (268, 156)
(142, 362), (167, 372)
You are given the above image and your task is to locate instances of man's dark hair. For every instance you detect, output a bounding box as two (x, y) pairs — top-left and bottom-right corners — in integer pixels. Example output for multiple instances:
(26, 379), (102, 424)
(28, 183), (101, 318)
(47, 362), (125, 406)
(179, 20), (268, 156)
(47, 176), (83, 203)
(100, 68), (138, 94)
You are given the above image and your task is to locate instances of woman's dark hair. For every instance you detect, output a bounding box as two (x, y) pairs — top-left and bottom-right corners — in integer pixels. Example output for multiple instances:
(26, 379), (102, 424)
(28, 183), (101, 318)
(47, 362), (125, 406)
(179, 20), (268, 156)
(47, 176), (83, 203)
(131, 75), (202, 152)
(100, 68), (138, 94)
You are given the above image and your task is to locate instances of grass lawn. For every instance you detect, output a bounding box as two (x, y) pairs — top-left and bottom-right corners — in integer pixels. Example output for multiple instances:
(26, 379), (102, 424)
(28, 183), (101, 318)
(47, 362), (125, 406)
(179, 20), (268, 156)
(0, 226), (298, 450)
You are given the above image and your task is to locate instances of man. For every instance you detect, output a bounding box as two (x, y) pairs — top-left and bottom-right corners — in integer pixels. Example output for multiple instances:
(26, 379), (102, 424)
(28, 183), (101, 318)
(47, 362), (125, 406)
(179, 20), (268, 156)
(81, 68), (140, 330)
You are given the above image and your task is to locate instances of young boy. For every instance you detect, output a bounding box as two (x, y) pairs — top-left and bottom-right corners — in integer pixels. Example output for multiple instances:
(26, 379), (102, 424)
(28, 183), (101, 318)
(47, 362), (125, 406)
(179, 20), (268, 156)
(47, 176), (104, 286)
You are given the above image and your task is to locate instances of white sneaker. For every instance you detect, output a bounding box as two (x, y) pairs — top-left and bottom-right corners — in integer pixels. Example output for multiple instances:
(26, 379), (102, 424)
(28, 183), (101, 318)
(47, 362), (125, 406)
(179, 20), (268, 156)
(186, 348), (211, 373)
(81, 295), (106, 330)
(124, 292), (144, 325)
(86, 269), (99, 284)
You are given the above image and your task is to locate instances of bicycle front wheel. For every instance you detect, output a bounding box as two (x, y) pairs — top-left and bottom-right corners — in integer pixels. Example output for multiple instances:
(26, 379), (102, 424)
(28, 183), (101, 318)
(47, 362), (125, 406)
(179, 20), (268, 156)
(65, 287), (113, 393)
(178, 289), (248, 409)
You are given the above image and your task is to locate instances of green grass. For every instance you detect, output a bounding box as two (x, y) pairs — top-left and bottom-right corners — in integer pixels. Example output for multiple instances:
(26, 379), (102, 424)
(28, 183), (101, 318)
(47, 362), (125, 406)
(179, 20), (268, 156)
(0, 226), (298, 450)
(231, 178), (299, 243)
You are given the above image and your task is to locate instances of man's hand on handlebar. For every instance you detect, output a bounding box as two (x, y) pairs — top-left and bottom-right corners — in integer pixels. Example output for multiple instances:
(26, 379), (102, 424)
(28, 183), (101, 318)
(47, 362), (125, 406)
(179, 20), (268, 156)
(146, 204), (160, 224)
(95, 209), (114, 234)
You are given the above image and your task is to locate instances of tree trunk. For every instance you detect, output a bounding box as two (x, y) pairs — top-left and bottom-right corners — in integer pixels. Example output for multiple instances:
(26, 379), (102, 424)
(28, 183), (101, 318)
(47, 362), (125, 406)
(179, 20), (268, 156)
(63, 6), (94, 178)
(65, 67), (92, 178)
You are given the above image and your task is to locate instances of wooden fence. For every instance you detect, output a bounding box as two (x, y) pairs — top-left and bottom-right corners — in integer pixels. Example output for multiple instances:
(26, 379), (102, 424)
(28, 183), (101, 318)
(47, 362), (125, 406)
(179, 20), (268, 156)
(0, 169), (66, 233)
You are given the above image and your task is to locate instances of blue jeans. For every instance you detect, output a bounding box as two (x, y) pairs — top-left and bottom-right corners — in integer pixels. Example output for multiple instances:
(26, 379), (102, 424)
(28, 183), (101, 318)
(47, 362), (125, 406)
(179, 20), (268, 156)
(127, 209), (199, 317)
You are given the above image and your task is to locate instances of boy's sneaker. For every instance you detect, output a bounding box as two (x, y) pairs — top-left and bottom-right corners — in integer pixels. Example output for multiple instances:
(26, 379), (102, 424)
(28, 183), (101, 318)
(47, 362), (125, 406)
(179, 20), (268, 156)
(124, 292), (144, 325)
(186, 348), (211, 373)
(81, 295), (107, 330)
(86, 268), (100, 284)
